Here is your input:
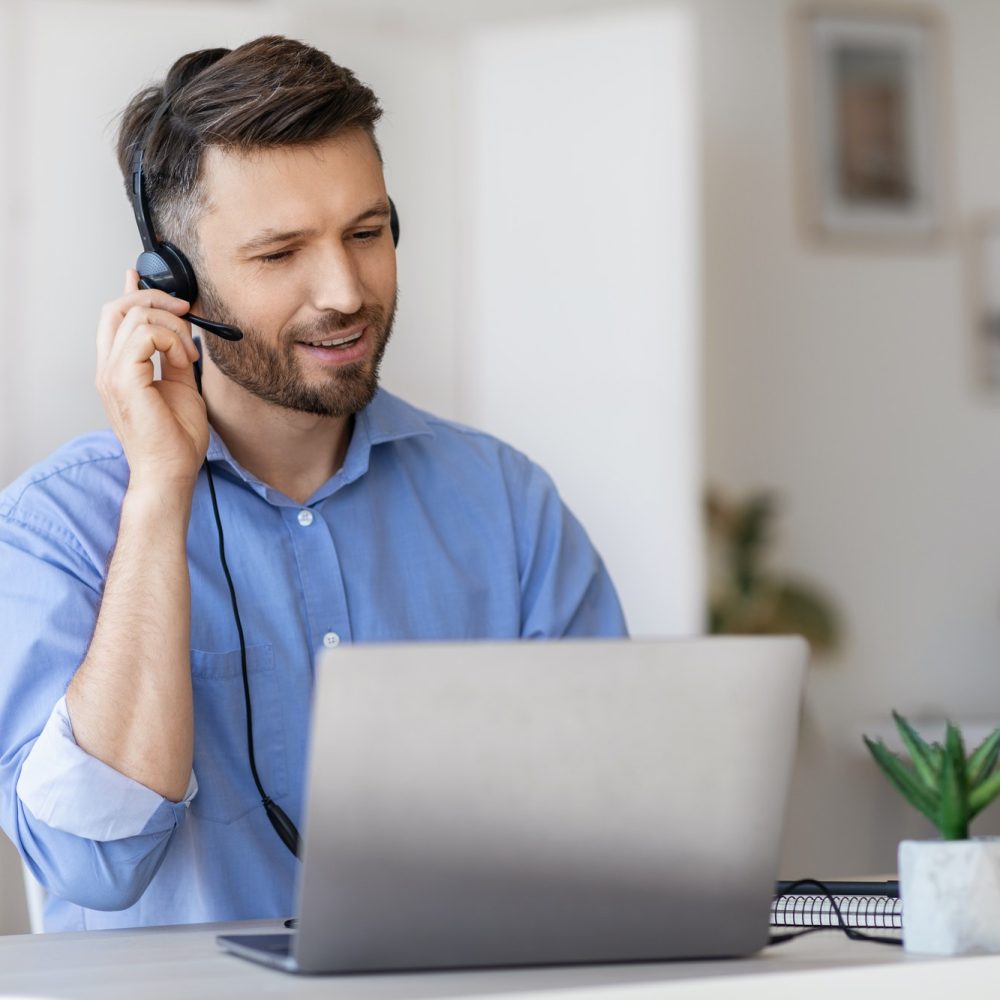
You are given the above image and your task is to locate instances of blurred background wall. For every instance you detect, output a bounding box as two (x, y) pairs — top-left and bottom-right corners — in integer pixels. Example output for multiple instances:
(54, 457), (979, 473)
(699, 0), (1000, 877)
(2, 0), (1000, 932)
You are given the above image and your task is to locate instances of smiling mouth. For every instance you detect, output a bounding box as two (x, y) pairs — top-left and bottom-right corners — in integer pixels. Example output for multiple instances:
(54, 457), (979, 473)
(298, 328), (365, 349)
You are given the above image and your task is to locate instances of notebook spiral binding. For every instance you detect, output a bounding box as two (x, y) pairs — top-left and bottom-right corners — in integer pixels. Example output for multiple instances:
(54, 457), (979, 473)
(771, 893), (902, 929)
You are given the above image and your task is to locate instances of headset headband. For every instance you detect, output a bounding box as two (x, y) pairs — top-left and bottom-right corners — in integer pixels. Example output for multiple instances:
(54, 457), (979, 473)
(130, 99), (174, 253)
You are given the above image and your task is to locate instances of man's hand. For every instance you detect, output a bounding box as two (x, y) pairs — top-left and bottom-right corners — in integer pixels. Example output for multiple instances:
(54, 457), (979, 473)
(96, 269), (207, 494)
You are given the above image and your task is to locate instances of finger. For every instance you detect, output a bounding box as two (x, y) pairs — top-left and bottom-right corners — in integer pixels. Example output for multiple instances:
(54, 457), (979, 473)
(133, 306), (199, 361)
(118, 288), (190, 317)
(159, 342), (201, 393)
(102, 320), (195, 400)
(114, 324), (196, 389)
(109, 306), (198, 366)
(98, 284), (191, 367)
(98, 271), (142, 363)
(108, 288), (191, 332)
(97, 301), (118, 368)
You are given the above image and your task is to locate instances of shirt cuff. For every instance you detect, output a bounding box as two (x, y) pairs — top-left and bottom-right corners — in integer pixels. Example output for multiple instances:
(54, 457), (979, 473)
(16, 696), (197, 842)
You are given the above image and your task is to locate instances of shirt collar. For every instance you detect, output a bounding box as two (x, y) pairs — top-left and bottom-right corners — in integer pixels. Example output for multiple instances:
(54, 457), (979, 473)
(204, 388), (434, 506)
(361, 387), (436, 446)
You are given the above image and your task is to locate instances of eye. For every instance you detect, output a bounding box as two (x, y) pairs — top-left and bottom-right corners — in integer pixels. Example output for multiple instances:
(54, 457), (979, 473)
(352, 228), (383, 243)
(259, 249), (296, 264)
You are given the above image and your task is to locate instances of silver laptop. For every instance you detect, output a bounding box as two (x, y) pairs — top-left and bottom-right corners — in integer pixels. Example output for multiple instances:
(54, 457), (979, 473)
(218, 636), (807, 974)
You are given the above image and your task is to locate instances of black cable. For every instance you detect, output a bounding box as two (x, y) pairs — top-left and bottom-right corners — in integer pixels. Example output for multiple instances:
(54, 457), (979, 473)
(195, 357), (300, 858)
(769, 878), (902, 947)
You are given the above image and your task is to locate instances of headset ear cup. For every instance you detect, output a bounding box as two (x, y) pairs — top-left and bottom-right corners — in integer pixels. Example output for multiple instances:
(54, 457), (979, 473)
(159, 242), (199, 303)
(135, 242), (199, 302)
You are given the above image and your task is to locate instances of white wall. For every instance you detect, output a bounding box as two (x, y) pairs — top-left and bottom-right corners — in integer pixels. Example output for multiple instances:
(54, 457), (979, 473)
(699, 0), (1000, 875)
(459, 7), (702, 636)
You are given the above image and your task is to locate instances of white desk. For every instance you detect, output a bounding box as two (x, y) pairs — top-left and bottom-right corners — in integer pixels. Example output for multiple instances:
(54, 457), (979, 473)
(0, 920), (996, 999)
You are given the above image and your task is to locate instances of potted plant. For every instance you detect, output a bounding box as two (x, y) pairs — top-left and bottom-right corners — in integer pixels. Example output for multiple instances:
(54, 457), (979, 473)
(864, 713), (1000, 954)
(705, 489), (840, 655)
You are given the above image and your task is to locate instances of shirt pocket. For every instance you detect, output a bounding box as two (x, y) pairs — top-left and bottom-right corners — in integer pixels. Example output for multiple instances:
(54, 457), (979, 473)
(188, 643), (289, 825)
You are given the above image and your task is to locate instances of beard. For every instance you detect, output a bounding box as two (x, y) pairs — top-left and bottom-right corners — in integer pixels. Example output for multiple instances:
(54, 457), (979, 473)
(198, 276), (397, 418)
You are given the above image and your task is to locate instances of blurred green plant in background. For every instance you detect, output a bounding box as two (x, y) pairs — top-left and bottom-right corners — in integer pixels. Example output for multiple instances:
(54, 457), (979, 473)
(706, 489), (841, 656)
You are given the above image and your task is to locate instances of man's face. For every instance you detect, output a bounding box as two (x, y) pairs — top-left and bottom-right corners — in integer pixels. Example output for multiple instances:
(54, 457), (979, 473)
(192, 130), (397, 418)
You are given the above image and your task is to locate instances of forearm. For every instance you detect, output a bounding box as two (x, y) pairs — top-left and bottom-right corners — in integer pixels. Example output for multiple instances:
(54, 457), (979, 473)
(66, 485), (194, 801)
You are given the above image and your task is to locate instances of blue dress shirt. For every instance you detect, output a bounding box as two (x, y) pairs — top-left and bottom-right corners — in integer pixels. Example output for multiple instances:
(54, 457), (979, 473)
(0, 389), (626, 931)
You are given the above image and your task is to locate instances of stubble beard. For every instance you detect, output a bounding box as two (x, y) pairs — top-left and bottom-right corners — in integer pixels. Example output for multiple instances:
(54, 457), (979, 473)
(199, 277), (397, 419)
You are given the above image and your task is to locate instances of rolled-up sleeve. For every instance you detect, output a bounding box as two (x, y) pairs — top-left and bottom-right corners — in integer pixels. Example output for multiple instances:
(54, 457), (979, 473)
(17, 697), (196, 841)
(0, 502), (192, 911)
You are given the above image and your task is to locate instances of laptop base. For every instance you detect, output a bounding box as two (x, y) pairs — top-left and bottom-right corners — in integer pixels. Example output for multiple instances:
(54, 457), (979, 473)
(217, 933), (299, 973)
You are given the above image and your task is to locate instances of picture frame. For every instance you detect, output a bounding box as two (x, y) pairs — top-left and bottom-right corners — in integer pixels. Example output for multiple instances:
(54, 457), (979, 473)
(793, 4), (947, 247)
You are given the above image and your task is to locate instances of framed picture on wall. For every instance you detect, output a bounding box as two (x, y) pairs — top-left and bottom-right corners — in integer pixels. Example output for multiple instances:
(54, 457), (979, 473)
(793, 4), (947, 247)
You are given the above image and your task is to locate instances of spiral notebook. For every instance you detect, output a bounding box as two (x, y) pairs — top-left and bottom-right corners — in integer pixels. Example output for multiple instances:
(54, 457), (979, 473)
(771, 881), (902, 930)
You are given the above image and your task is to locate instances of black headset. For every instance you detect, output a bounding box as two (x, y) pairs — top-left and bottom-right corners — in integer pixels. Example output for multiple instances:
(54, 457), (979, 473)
(129, 93), (400, 860)
(130, 97), (400, 341)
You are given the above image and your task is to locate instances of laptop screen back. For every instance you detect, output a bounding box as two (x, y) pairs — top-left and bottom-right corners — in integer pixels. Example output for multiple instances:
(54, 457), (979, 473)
(294, 636), (807, 973)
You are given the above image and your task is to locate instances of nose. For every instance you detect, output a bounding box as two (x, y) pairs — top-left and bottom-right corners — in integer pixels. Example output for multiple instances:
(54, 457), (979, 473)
(310, 240), (364, 316)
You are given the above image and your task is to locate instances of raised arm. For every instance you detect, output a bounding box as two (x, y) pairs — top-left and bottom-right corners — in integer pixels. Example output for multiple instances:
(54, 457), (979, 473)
(66, 269), (207, 801)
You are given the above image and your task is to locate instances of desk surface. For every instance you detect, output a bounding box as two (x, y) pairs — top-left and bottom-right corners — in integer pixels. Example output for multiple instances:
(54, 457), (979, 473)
(0, 920), (996, 1000)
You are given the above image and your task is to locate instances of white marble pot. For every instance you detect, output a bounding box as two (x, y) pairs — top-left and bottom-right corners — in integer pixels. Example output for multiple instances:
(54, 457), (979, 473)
(899, 837), (1000, 954)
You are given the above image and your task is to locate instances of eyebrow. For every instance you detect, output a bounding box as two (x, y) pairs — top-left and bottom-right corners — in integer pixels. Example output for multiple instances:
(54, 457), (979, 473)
(235, 200), (392, 256)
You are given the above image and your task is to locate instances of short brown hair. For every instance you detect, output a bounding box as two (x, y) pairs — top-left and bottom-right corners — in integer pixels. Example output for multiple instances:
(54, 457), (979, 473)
(115, 35), (383, 256)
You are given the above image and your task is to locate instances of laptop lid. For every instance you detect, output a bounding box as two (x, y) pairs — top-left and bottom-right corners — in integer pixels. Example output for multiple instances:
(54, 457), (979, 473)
(292, 636), (807, 973)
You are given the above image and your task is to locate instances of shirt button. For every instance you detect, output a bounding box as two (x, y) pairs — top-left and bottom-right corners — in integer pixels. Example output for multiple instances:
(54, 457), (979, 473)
(323, 631), (341, 649)
(297, 509), (314, 527)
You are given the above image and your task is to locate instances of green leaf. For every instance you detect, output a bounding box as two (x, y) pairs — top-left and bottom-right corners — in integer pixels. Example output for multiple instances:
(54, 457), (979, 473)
(864, 736), (939, 823)
(968, 726), (1000, 788)
(769, 582), (840, 654)
(937, 724), (970, 839)
(969, 767), (1000, 817)
(891, 711), (938, 791)
(735, 495), (775, 557)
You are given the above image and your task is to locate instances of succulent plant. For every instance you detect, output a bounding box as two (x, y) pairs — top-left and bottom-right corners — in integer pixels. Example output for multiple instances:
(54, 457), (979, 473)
(864, 713), (1000, 840)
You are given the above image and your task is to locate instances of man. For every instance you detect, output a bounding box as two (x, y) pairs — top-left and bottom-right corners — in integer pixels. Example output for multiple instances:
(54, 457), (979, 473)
(0, 36), (626, 931)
